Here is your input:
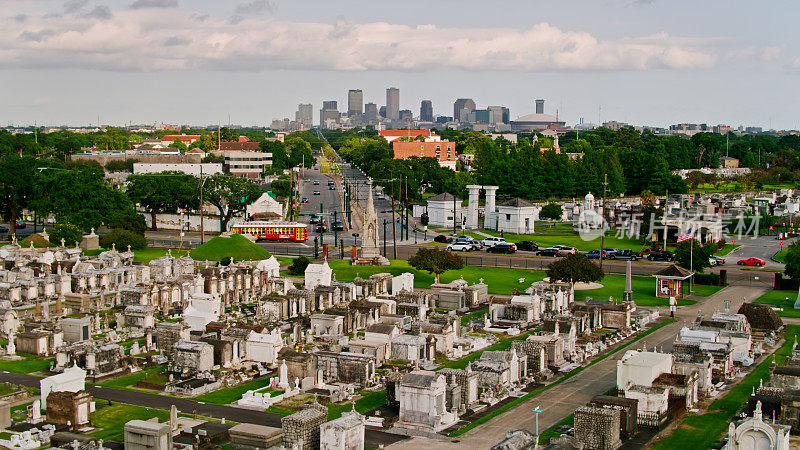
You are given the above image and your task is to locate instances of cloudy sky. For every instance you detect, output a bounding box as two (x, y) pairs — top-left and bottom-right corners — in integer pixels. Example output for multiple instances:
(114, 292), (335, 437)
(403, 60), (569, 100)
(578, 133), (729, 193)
(0, 0), (795, 129)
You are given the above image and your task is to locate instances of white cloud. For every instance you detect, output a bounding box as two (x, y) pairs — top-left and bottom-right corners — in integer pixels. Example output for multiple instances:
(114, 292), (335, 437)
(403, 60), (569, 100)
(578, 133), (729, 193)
(130, 0), (178, 9)
(234, 0), (275, 15)
(0, 7), (773, 74)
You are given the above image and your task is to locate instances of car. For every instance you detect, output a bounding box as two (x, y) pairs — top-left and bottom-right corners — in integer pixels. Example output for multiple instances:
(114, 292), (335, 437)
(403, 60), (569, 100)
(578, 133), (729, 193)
(456, 235), (483, 247)
(434, 234), (454, 243)
(516, 241), (539, 252)
(315, 222), (327, 232)
(487, 242), (517, 254)
(313, 190), (320, 195)
(553, 245), (577, 254)
(481, 236), (507, 248)
(309, 214), (320, 224)
(313, 180), (319, 185)
(301, 197), (309, 204)
(615, 249), (642, 261)
(647, 251), (675, 262)
(737, 257), (765, 266)
(331, 221), (344, 231)
(14, 221), (25, 229)
(709, 255), (725, 266)
(537, 247), (562, 257)
(585, 249), (616, 259)
(329, 185), (336, 190)
(454, 237), (482, 250)
(447, 242), (473, 252)
(601, 248), (618, 255)
(305, 178), (310, 182)
(377, 193), (385, 200)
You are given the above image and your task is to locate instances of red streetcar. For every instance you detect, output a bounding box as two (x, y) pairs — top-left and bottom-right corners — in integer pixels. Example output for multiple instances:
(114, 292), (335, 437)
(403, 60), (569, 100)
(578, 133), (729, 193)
(231, 221), (308, 242)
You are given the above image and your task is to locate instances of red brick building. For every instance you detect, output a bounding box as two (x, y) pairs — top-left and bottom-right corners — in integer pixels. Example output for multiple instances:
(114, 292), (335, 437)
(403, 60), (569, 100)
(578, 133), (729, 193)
(391, 141), (457, 170)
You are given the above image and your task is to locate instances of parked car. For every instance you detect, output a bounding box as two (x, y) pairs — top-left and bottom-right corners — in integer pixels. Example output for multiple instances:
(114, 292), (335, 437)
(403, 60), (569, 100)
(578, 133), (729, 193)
(14, 221), (25, 229)
(313, 180), (320, 185)
(434, 234), (454, 243)
(537, 247), (562, 257)
(737, 257), (765, 266)
(647, 251), (675, 262)
(301, 197), (309, 204)
(709, 255), (725, 266)
(516, 241), (539, 252)
(308, 214), (320, 224)
(481, 236), (507, 248)
(313, 190), (320, 195)
(553, 245), (577, 254)
(331, 221), (344, 231)
(447, 242), (474, 252)
(455, 237), (482, 250)
(487, 242), (517, 254)
(615, 249), (642, 261)
(601, 248), (618, 255)
(585, 249), (616, 259)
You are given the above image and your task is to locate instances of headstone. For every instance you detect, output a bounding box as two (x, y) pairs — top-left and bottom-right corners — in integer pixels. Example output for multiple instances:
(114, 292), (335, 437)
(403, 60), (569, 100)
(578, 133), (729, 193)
(170, 405), (178, 431)
(279, 360), (289, 389)
(794, 285), (800, 310)
(0, 401), (10, 429)
(79, 229), (100, 252)
(623, 260), (633, 304)
(130, 342), (140, 355)
(5, 331), (15, 356)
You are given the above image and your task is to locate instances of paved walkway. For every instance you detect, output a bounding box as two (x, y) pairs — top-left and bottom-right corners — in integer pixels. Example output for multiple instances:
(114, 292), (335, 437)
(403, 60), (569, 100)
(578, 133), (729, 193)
(387, 284), (769, 449)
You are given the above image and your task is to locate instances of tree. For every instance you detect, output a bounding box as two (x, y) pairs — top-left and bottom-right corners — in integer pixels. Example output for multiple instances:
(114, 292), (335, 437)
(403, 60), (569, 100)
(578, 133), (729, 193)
(203, 173), (262, 232)
(0, 156), (38, 238)
(288, 256), (311, 275)
(546, 253), (604, 284)
(270, 175), (291, 198)
(126, 172), (199, 231)
(674, 239), (713, 273)
(106, 209), (147, 235)
(168, 138), (187, 152)
(100, 228), (147, 250)
(285, 137), (314, 168)
(49, 223), (82, 247)
(784, 240), (800, 280)
(408, 248), (463, 284)
(539, 203), (562, 228)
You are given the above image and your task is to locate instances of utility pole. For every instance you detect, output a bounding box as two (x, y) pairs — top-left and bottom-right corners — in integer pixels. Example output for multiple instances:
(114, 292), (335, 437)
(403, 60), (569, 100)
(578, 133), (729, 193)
(200, 165), (205, 244)
(663, 188), (669, 251)
(599, 173), (608, 270)
(453, 193), (457, 235)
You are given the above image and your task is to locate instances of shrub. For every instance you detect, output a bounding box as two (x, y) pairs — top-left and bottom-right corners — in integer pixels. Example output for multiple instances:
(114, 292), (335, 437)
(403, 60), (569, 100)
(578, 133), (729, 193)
(288, 256), (310, 275)
(104, 159), (137, 172)
(694, 272), (722, 286)
(100, 228), (147, 251)
(106, 210), (147, 235)
(49, 223), (82, 247)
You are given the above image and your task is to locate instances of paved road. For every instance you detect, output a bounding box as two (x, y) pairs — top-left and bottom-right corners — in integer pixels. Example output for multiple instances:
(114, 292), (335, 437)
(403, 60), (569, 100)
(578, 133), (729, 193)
(0, 372), (404, 448)
(387, 284), (770, 449)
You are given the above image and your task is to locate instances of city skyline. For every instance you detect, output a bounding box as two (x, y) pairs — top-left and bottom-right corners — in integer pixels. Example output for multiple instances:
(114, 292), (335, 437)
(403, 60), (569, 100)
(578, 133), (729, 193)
(0, 0), (796, 129)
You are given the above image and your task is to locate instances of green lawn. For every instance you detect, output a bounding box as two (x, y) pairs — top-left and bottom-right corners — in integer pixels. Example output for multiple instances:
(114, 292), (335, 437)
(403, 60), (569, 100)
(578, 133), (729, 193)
(461, 308), (489, 325)
(190, 234), (272, 262)
(754, 289), (800, 318)
(573, 275), (708, 307)
(0, 355), (52, 374)
(481, 229), (643, 253)
(652, 325), (800, 449)
(133, 248), (188, 263)
(96, 365), (167, 389)
(90, 404), (169, 442)
(193, 377), (282, 405)
(774, 248), (788, 264)
(715, 244), (741, 256)
(327, 259), (546, 295)
(326, 390), (386, 420)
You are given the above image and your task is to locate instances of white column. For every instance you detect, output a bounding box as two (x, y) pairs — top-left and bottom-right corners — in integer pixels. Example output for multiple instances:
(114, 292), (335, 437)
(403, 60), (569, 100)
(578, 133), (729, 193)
(466, 185), (481, 229)
(483, 186), (499, 229)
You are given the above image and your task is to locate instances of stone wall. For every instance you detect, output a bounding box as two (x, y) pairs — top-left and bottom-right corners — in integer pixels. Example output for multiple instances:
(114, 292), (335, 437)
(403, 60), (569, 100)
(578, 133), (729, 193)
(574, 406), (622, 450)
(281, 403), (327, 450)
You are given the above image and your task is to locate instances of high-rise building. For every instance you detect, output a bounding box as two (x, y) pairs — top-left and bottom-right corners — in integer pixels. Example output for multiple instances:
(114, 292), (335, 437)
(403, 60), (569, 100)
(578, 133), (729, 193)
(296, 104), (313, 128)
(348, 89), (363, 117)
(420, 100), (433, 122)
(320, 101), (340, 129)
(399, 110), (413, 122)
(386, 87), (400, 121)
(365, 103), (378, 125)
(487, 106), (510, 125)
(535, 99), (545, 115)
(453, 98), (476, 123)
(472, 109), (494, 124)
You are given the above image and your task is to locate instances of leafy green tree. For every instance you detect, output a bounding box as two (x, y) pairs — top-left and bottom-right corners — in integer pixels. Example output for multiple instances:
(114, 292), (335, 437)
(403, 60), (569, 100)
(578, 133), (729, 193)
(106, 209), (147, 235)
(0, 156), (39, 237)
(203, 174), (262, 231)
(546, 253), (604, 284)
(125, 172), (199, 231)
(674, 239), (713, 273)
(101, 228), (147, 250)
(285, 137), (314, 168)
(202, 153), (224, 164)
(784, 240), (800, 280)
(408, 248), (463, 284)
(270, 175), (291, 198)
(105, 159), (137, 172)
(49, 223), (82, 247)
(288, 256), (311, 275)
(168, 138), (187, 152)
(539, 203), (563, 228)
(219, 127), (239, 142)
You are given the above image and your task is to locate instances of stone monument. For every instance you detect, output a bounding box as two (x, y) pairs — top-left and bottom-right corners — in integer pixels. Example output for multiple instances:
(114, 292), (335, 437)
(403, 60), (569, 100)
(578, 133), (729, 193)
(354, 180), (389, 266)
(623, 260), (633, 304)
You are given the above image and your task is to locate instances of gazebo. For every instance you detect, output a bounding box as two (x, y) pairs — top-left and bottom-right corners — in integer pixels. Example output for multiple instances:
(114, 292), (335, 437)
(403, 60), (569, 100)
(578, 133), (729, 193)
(652, 265), (693, 298)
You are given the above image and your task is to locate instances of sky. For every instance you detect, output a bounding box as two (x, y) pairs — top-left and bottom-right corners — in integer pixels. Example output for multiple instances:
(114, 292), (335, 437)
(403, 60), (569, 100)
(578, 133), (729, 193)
(0, 0), (796, 129)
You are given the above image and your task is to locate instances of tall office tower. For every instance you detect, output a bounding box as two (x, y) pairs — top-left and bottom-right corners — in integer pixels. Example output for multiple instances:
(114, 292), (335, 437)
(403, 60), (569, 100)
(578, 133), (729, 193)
(348, 89), (363, 117)
(487, 106), (510, 125)
(420, 100), (433, 122)
(364, 103), (378, 124)
(453, 98), (476, 123)
(501, 107), (510, 124)
(320, 101), (340, 129)
(399, 110), (413, 122)
(535, 99), (545, 114)
(386, 87), (400, 121)
(296, 104), (313, 128)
